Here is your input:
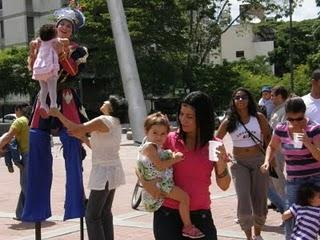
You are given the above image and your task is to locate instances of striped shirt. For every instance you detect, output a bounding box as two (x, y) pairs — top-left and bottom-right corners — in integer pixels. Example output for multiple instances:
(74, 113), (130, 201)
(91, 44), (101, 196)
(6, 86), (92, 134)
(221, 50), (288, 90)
(274, 120), (320, 179)
(290, 203), (320, 240)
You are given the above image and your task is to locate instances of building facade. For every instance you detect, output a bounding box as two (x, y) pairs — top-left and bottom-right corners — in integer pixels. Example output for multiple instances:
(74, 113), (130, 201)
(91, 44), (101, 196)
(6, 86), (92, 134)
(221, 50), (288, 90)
(209, 24), (274, 72)
(0, 0), (66, 48)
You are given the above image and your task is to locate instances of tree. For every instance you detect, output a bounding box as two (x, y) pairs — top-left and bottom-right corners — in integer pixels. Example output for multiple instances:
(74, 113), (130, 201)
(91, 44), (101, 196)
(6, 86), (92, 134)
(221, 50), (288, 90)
(0, 47), (36, 99)
(256, 19), (320, 76)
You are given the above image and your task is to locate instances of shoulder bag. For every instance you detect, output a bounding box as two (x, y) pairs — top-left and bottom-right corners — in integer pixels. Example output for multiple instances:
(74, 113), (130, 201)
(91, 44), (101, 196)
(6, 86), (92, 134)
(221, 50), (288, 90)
(239, 117), (278, 178)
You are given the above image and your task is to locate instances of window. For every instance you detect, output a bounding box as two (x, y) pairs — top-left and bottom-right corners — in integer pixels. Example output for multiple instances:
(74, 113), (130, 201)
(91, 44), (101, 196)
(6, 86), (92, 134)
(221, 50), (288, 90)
(0, 0), (2, 10)
(0, 21), (4, 39)
(236, 50), (244, 58)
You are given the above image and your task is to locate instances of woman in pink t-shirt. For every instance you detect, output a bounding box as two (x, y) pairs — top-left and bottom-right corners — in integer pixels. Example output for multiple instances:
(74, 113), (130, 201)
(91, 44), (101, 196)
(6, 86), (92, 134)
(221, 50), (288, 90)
(140, 91), (231, 240)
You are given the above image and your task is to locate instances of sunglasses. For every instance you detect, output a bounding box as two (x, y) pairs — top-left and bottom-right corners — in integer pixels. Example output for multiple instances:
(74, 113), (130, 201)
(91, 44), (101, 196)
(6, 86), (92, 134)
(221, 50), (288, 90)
(233, 95), (249, 100)
(287, 117), (304, 122)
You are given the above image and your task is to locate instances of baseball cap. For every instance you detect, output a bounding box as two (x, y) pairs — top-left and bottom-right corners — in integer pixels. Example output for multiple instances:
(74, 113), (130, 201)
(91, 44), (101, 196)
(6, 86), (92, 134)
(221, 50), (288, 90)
(261, 86), (272, 93)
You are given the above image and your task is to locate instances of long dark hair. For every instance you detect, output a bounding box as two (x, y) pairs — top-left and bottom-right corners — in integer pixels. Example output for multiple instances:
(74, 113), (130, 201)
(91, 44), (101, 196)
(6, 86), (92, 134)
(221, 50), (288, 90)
(226, 87), (258, 133)
(177, 91), (214, 148)
(297, 183), (320, 206)
(109, 95), (128, 124)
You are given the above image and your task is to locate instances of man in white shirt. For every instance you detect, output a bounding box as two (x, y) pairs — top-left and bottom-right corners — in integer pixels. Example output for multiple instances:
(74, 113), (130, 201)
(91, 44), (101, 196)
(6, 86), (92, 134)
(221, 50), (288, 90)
(302, 69), (320, 124)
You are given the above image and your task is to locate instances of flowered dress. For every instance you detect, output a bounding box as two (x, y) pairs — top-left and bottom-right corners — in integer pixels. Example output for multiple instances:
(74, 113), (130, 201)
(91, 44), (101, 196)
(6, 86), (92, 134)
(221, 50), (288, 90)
(137, 139), (174, 212)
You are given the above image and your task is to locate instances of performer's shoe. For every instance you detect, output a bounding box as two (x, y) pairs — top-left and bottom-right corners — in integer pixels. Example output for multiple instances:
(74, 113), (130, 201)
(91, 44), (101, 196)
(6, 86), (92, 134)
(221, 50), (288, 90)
(39, 107), (49, 119)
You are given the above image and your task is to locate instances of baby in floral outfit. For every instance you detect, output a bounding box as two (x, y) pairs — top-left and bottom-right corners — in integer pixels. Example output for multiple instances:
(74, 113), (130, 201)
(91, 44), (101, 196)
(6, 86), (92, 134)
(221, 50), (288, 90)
(137, 112), (205, 239)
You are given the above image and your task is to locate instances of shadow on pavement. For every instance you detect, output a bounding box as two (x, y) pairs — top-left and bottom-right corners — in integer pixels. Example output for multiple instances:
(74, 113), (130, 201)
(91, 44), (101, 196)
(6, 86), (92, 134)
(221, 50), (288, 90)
(8, 220), (56, 230)
(262, 224), (284, 234)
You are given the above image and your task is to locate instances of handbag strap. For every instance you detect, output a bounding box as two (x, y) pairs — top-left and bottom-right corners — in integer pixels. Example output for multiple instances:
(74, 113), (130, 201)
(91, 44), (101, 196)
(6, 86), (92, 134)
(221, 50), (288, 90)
(239, 116), (265, 154)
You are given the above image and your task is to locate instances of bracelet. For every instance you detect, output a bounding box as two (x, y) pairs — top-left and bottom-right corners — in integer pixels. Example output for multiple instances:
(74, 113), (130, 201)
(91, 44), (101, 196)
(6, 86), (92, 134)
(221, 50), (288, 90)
(216, 167), (229, 178)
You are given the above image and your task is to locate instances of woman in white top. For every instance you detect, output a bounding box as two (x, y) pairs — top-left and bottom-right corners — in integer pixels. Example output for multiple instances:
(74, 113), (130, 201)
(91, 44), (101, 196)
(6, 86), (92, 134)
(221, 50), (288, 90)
(216, 88), (271, 240)
(49, 95), (128, 240)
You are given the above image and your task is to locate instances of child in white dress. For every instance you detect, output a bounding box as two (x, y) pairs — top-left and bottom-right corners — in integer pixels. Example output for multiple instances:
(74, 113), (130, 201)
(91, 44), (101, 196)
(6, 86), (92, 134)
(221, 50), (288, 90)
(137, 112), (205, 239)
(30, 24), (68, 118)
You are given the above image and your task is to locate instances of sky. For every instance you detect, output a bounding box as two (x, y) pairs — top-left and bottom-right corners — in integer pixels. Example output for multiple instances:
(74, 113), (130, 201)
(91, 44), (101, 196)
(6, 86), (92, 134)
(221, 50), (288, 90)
(229, 0), (320, 21)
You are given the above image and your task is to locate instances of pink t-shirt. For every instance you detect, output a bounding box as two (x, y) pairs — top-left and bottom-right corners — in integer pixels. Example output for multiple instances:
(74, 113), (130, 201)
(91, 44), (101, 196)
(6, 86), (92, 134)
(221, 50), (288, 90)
(162, 131), (214, 210)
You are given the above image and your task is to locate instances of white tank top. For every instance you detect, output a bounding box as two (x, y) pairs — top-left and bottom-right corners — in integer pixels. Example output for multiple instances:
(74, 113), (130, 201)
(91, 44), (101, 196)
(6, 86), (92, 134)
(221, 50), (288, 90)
(229, 116), (262, 147)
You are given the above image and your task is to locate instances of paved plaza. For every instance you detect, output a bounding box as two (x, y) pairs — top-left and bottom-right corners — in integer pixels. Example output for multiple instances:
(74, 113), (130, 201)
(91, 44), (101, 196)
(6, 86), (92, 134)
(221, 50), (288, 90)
(0, 134), (285, 240)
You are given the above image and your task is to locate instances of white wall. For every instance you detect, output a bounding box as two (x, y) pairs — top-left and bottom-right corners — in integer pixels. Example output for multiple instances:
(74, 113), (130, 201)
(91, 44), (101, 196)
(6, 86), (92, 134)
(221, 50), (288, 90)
(4, 16), (27, 45)
(217, 24), (274, 65)
(254, 41), (274, 56)
(1, 0), (62, 46)
(32, 0), (61, 12)
(3, 0), (26, 16)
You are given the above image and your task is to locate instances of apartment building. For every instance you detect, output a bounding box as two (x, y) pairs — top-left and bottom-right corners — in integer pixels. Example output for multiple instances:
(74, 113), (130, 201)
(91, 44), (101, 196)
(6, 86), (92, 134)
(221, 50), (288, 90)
(0, 0), (67, 48)
(207, 24), (274, 72)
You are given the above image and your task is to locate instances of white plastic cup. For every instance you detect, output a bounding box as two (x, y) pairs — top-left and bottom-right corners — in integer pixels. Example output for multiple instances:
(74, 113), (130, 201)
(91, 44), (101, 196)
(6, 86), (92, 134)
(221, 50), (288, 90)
(292, 133), (303, 149)
(209, 140), (223, 161)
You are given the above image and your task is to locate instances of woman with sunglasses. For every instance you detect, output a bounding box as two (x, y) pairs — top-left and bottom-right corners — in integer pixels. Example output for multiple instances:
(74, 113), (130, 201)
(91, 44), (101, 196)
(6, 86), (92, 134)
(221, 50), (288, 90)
(216, 88), (271, 240)
(261, 97), (320, 240)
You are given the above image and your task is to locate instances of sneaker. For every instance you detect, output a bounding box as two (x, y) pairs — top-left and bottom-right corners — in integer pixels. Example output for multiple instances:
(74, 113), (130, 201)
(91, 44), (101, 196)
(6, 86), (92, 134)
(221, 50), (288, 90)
(267, 203), (277, 210)
(252, 235), (264, 240)
(7, 165), (14, 173)
(182, 225), (205, 239)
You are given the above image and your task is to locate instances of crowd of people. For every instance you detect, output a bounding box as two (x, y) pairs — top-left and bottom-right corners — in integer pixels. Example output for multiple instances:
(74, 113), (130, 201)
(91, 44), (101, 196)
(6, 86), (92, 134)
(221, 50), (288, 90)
(1, 3), (320, 240)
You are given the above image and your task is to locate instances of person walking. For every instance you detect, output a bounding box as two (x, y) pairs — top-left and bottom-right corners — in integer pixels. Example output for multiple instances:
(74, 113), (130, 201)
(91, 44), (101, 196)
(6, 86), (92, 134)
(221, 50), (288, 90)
(268, 86), (289, 214)
(261, 97), (320, 240)
(216, 87), (271, 240)
(0, 103), (30, 220)
(302, 69), (320, 124)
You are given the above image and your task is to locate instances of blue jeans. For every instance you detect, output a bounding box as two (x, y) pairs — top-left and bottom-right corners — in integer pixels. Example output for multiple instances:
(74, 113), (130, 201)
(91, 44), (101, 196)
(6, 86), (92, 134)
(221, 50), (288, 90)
(284, 174), (320, 240)
(4, 139), (21, 167)
(268, 181), (285, 213)
(16, 152), (28, 219)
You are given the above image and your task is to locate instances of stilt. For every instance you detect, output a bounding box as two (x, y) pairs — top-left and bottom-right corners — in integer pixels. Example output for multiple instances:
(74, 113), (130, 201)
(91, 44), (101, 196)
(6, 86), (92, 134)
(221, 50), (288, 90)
(35, 222), (41, 240)
(80, 217), (84, 240)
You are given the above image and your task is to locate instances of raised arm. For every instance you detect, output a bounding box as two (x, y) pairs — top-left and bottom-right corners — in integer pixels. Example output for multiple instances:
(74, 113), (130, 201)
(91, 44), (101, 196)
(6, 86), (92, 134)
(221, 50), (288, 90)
(49, 108), (108, 139)
(27, 38), (40, 71)
(143, 144), (183, 171)
(301, 128), (320, 161)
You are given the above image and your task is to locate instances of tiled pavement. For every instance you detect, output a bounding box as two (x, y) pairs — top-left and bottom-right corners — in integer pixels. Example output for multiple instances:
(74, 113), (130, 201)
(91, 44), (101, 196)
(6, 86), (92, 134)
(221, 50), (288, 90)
(0, 135), (285, 240)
